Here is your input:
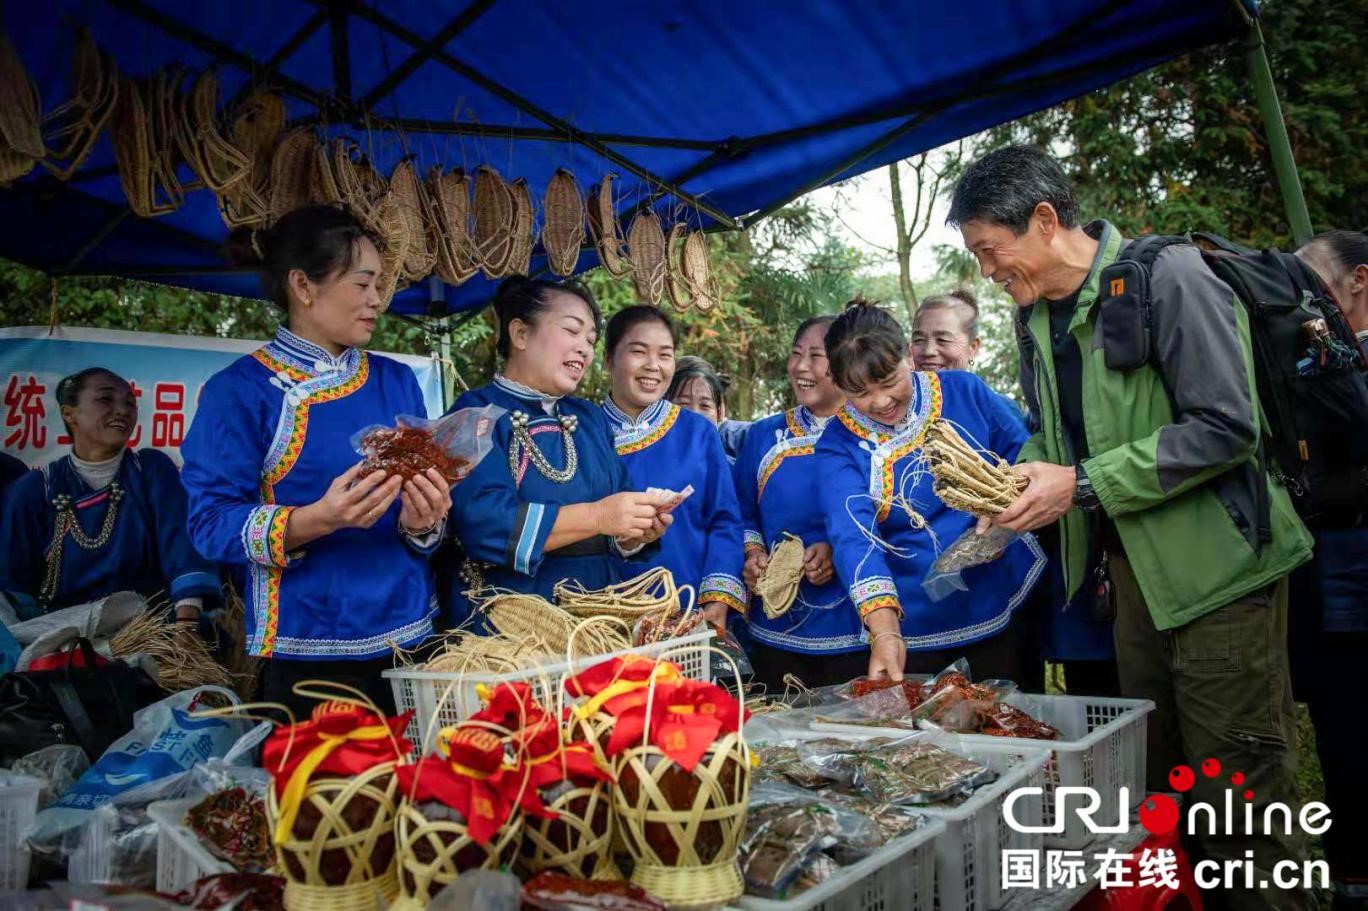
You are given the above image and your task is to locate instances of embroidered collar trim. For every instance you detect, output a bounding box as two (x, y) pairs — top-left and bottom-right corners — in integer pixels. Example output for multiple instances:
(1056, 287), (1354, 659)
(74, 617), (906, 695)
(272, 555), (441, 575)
(838, 371), (929, 441)
(792, 405), (831, 437)
(602, 396), (669, 431)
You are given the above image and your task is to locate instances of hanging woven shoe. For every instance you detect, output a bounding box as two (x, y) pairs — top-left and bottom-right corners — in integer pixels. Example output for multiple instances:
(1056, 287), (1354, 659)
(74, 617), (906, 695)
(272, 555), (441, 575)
(541, 168), (585, 276)
(627, 210), (667, 305)
(585, 174), (630, 279)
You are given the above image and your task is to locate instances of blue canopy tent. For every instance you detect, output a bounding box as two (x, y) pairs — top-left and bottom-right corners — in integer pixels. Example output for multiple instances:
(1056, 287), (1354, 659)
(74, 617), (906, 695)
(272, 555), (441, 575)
(0, 0), (1291, 323)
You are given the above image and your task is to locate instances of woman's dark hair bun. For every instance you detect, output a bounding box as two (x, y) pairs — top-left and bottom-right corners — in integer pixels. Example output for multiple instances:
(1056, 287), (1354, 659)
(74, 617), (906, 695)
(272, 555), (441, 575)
(846, 294), (881, 312)
(222, 205), (372, 311)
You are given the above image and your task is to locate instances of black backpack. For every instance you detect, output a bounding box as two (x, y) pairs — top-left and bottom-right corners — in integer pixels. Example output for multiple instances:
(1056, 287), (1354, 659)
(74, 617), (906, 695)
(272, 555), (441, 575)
(1098, 232), (1368, 525)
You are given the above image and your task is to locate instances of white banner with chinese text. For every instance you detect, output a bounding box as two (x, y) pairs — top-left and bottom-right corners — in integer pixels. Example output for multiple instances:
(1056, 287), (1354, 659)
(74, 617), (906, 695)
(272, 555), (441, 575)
(0, 326), (443, 468)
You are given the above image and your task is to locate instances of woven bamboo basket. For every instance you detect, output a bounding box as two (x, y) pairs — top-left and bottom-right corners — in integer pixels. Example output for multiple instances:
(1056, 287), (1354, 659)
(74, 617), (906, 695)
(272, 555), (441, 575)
(473, 165), (517, 278)
(680, 229), (721, 312)
(369, 194), (411, 309)
(266, 760), (400, 911)
(389, 159), (437, 282)
(664, 223), (692, 312)
(42, 28), (118, 181)
(111, 76), (182, 218)
(427, 167), (477, 286)
(507, 178), (537, 276)
(219, 90), (284, 227)
(521, 779), (620, 880)
(586, 174), (630, 278)
(542, 168), (585, 276)
(391, 798), (523, 911)
(614, 729), (749, 907)
(0, 34), (46, 161)
(627, 211), (667, 304)
(177, 69), (250, 194)
(269, 128), (319, 224)
(309, 139), (343, 206)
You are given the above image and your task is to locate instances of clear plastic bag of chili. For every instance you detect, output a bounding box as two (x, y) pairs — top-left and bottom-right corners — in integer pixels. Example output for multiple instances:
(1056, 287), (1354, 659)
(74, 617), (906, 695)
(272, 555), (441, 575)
(351, 404), (505, 485)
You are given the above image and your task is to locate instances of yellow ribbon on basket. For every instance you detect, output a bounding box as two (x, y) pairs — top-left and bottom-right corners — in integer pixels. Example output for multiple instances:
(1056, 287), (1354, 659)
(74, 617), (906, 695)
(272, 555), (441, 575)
(572, 661), (683, 720)
(271, 721), (398, 845)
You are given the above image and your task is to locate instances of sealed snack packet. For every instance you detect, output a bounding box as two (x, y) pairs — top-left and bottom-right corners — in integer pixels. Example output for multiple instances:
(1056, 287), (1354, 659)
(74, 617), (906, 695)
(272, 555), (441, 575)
(352, 404), (503, 483)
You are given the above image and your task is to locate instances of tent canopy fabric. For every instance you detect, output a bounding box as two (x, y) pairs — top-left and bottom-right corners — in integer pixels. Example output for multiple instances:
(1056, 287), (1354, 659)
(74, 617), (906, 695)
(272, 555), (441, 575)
(1, 0), (1251, 316)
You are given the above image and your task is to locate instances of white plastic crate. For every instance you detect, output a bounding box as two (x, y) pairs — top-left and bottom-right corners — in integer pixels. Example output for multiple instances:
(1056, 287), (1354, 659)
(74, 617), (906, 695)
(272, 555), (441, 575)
(146, 799), (233, 894)
(0, 772), (42, 891)
(904, 733), (1050, 911)
(385, 628), (714, 754)
(732, 815), (944, 911)
(956, 693), (1154, 849)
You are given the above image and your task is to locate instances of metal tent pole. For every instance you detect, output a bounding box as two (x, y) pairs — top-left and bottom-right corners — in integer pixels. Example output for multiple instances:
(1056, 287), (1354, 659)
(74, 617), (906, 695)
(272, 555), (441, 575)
(427, 277), (456, 411)
(1244, 18), (1312, 246)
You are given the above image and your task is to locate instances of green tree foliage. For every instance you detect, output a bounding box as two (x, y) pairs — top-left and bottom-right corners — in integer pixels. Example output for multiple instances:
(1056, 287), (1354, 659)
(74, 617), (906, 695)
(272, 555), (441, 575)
(960, 0), (1366, 245)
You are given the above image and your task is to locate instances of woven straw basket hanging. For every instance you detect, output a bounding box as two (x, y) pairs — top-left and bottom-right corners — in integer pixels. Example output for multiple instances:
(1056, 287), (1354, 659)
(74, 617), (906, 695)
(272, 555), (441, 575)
(613, 729), (750, 907)
(369, 194), (411, 309)
(309, 138), (343, 206)
(664, 223), (692, 313)
(111, 75), (183, 218)
(521, 780), (621, 881)
(473, 165), (518, 279)
(681, 229), (721, 312)
(426, 167), (477, 286)
(0, 34), (45, 186)
(267, 761), (401, 911)
(219, 90), (284, 228)
(627, 210), (667, 305)
(42, 28), (118, 181)
(176, 69), (250, 194)
(586, 174), (630, 278)
(269, 128), (318, 224)
(507, 177), (537, 276)
(389, 159), (438, 283)
(391, 799), (523, 911)
(541, 168), (585, 277)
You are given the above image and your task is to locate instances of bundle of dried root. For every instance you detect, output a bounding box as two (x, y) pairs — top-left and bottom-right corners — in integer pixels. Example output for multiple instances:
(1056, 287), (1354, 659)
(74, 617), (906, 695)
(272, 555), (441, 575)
(925, 419), (1026, 517)
(109, 607), (246, 694)
(755, 534), (804, 620)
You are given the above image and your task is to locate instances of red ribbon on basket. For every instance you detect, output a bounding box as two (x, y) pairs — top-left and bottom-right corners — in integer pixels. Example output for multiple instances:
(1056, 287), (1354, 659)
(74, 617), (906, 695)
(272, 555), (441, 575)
(262, 701), (413, 844)
(564, 657), (746, 773)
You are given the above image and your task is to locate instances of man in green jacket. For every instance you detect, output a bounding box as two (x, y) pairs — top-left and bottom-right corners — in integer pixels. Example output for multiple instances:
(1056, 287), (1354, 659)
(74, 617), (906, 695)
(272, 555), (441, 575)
(949, 146), (1312, 911)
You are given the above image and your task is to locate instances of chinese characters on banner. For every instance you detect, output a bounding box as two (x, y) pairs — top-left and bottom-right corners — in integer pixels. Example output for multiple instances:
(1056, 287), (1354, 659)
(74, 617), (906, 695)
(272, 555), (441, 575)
(0, 326), (444, 468)
(1002, 847), (1181, 890)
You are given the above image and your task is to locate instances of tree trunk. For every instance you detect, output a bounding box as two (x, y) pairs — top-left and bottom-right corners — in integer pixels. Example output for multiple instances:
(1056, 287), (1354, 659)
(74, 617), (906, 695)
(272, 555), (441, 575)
(889, 163), (918, 325)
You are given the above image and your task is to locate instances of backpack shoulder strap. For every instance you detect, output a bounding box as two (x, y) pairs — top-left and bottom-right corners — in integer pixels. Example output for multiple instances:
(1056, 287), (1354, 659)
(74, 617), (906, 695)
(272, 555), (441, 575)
(1115, 233), (1191, 273)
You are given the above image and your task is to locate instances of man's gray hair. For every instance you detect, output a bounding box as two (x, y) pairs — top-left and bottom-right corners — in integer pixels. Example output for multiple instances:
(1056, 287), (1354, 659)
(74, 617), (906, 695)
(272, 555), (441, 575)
(947, 145), (1080, 235)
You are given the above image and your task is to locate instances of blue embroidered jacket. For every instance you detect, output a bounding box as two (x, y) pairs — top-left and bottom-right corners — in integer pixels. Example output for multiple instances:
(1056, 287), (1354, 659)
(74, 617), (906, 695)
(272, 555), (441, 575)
(445, 378), (635, 626)
(603, 398), (746, 612)
(816, 369), (1045, 651)
(0, 450), (219, 616)
(734, 406), (864, 654)
(180, 327), (437, 660)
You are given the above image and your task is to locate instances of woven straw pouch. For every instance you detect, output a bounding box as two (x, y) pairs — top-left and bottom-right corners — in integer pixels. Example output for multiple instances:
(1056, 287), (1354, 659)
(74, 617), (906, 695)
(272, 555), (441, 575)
(0, 34), (46, 161)
(269, 128), (320, 223)
(627, 210), (667, 305)
(542, 168), (585, 276)
(111, 75), (182, 217)
(664, 223), (691, 312)
(586, 174), (630, 278)
(370, 194), (411, 309)
(426, 167), (476, 286)
(507, 177), (537, 276)
(177, 69), (249, 194)
(389, 159), (437, 282)
(681, 230), (720, 312)
(42, 28), (118, 181)
(219, 90), (285, 227)
(473, 165), (517, 278)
